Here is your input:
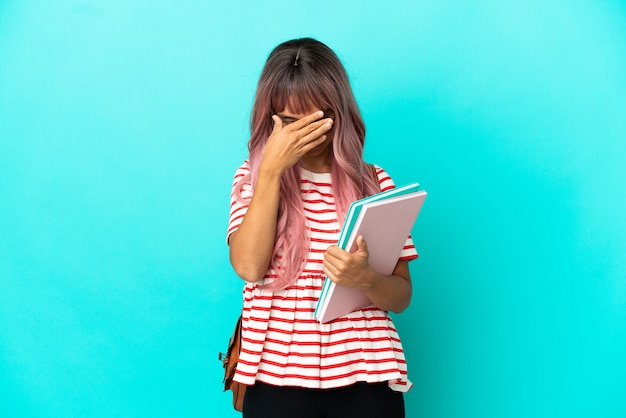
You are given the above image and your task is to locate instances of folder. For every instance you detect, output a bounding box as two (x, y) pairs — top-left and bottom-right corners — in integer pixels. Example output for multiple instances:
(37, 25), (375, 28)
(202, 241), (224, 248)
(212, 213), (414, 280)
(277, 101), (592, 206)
(314, 183), (427, 323)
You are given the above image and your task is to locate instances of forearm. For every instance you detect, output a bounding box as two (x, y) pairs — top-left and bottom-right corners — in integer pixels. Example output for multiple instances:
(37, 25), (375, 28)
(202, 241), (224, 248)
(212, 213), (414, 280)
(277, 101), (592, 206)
(229, 166), (282, 282)
(362, 261), (412, 313)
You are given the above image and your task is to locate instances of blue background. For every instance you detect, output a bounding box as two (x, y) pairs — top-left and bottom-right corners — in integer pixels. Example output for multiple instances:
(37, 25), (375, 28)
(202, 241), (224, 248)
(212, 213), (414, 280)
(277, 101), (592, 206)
(1, 1), (625, 417)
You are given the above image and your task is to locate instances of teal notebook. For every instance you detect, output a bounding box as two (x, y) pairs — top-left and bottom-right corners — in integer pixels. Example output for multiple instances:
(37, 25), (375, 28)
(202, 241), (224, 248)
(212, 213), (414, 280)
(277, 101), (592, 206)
(315, 183), (425, 323)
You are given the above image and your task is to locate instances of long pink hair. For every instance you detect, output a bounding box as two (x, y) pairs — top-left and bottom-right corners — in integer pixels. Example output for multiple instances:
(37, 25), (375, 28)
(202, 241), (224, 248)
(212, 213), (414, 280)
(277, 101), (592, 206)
(234, 38), (380, 290)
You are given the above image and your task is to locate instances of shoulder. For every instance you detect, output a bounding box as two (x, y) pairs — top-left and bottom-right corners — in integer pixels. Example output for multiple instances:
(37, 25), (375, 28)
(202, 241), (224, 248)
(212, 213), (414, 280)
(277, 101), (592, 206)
(370, 164), (396, 192)
(235, 159), (251, 174)
(230, 160), (254, 200)
(232, 160), (251, 181)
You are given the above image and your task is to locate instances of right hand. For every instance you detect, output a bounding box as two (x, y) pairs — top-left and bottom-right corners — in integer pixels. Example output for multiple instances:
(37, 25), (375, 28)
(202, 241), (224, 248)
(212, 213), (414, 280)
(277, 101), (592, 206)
(260, 110), (334, 175)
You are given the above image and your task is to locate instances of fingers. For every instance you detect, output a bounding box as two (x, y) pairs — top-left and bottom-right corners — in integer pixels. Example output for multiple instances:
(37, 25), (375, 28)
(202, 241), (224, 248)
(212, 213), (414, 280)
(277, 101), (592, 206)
(283, 110), (333, 137)
(271, 114), (283, 133)
(295, 118), (333, 148)
(272, 109), (332, 144)
(323, 252), (341, 283)
(297, 134), (327, 155)
(324, 245), (342, 263)
(290, 110), (325, 130)
(323, 265), (339, 283)
(290, 118), (333, 144)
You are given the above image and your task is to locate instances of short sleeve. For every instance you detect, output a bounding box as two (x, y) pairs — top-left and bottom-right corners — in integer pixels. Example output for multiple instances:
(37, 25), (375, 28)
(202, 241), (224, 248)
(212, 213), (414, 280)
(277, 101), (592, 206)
(227, 161), (253, 243)
(373, 165), (419, 261)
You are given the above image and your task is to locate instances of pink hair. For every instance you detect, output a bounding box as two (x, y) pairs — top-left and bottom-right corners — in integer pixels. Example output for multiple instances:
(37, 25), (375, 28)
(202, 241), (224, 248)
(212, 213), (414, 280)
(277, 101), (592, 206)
(234, 38), (380, 290)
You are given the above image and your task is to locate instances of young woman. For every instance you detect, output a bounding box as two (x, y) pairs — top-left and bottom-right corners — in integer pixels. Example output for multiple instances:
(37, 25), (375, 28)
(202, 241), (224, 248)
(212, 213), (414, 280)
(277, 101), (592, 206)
(227, 38), (418, 418)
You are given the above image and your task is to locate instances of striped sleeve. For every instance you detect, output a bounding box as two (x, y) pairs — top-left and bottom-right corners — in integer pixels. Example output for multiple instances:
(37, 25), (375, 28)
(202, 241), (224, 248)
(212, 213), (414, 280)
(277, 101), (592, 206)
(373, 165), (419, 261)
(227, 161), (252, 242)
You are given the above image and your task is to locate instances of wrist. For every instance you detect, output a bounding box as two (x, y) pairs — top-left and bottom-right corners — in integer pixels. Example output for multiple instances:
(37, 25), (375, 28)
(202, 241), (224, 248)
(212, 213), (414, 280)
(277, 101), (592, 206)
(258, 161), (285, 181)
(360, 267), (379, 291)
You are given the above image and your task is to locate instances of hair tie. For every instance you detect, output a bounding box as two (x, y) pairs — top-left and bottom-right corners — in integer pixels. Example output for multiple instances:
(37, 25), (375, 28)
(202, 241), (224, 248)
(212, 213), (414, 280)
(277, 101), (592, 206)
(294, 48), (301, 66)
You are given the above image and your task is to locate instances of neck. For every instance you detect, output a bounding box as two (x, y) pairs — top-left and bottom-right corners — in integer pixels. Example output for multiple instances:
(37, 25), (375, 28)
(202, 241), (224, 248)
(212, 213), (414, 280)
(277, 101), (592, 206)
(301, 154), (332, 173)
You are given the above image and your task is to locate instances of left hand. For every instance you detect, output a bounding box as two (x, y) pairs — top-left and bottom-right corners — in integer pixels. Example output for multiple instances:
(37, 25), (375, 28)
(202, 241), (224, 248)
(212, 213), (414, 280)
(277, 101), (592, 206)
(323, 235), (376, 289)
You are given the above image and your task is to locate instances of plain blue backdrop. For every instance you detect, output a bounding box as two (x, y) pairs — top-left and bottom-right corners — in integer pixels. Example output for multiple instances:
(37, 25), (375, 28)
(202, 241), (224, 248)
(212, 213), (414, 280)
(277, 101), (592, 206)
(1, 1), (625, 417)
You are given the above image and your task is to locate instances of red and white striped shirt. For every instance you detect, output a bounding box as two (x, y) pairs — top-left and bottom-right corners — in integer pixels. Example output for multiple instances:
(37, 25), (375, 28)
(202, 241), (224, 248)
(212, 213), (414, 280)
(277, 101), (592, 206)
(227, 161), (418, 392)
